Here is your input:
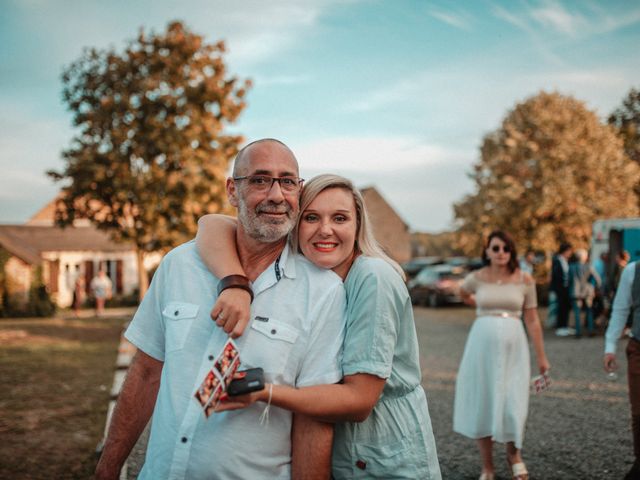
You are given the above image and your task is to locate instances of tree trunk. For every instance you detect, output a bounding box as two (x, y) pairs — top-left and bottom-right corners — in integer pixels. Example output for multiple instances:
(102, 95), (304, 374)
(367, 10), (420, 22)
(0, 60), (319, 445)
(136, 248), (149, 302)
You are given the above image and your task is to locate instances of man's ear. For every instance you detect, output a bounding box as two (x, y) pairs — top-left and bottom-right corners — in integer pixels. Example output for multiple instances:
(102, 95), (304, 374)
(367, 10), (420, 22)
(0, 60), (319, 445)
(227, 177), (239, 207)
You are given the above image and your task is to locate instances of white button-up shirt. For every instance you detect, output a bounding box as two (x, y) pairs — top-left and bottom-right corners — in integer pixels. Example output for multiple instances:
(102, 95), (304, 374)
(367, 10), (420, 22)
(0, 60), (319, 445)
(605, 262), (637, 354)
(125, 241), (346, 479)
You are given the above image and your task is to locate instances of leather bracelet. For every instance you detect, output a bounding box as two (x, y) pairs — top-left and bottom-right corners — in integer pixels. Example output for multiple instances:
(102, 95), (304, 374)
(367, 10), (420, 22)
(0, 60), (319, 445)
(217, 274), (254, 303)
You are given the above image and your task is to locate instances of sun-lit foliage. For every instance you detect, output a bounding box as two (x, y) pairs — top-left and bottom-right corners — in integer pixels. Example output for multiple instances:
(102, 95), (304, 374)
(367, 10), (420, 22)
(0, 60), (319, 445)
(48, 21), (251, 297)
(454, 91), (640, 258)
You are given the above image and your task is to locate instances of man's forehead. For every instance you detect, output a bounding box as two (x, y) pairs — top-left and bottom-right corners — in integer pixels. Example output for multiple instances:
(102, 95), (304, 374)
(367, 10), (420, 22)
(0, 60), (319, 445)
(235, 140), (299, 176)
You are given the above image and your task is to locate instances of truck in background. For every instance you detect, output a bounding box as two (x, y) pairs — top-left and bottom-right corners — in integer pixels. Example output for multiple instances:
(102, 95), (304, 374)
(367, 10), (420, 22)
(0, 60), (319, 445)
(590, 217), (640, 267)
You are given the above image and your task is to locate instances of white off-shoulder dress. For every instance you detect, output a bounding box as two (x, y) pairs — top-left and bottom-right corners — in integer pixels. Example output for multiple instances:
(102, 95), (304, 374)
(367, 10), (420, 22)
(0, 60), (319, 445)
(453, 271), (537, 448)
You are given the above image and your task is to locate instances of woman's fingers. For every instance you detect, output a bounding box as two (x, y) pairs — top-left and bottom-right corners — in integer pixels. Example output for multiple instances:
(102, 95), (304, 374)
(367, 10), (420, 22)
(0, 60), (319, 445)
(214, 393), (254, 413)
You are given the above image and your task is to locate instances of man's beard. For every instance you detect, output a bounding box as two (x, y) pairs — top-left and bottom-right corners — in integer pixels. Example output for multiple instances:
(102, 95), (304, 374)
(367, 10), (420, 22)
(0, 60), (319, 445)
(238, 197), (298, 243)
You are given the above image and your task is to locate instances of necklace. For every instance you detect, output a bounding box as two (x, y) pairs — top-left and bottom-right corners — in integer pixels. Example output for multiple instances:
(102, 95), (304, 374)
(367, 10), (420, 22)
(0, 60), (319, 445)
(487, 268), (510, 284)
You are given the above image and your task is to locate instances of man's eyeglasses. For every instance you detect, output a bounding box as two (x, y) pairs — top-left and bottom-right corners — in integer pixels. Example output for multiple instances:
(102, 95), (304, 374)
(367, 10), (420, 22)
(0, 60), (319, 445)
(233, 175), (304, 193)
(491, 245), (511, 253)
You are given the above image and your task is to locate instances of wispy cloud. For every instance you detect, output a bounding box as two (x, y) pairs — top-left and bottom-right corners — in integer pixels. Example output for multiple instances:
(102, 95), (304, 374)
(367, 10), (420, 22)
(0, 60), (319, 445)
(6, 0), (354, 71)
(254, 74), (311, 87)
(293, 135), (467, 173)
(291, 135), (474, 231)
(427, 7), (472, 31)
(586, 2), (640, 34)
(494, 0), (640, 39)
(529, 1), (586, 37)
(341, 76), (418, 113)
(490, 3), (564, 66)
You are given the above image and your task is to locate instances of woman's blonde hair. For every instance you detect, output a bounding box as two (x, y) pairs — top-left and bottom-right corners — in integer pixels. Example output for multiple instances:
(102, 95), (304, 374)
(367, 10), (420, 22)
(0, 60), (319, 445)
(291, 174), (405, 279)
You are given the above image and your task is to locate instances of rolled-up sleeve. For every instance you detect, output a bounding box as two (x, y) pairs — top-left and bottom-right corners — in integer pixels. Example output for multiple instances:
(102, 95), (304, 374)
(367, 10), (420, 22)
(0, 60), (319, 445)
(605, 263), (635, 355)
(124, 258), (169, 361)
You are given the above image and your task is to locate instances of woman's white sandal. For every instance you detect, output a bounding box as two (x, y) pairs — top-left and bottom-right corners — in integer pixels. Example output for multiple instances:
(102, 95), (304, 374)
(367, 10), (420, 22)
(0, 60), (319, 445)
(511, 462), (529, 480)
(479, 473), (495, 480)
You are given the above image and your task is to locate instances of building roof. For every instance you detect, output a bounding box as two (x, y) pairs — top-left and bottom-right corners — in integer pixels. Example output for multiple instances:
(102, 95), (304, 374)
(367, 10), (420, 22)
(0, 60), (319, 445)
(0, 225), (134, 265)
(360, 186), (409, 230)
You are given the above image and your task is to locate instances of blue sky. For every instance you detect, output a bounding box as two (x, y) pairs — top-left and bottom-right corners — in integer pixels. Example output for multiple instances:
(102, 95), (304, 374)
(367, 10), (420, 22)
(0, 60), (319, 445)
(1, 0), (639, 232)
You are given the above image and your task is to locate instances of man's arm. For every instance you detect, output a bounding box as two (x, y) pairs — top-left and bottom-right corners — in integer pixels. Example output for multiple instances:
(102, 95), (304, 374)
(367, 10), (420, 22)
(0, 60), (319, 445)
(95, 350), (163, 480)
(291, 413), (334, 480)
(604, 263), (635, 356)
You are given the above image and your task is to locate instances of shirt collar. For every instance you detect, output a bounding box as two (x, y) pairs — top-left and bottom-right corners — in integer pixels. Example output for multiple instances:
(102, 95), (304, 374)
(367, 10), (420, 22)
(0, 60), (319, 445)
(251, 242), (297, 296)
(278, 242), (297, 280)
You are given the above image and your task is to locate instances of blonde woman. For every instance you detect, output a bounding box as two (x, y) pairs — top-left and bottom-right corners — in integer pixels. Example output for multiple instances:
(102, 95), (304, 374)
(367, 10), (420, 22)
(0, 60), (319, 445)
(196, 174), (441, 479)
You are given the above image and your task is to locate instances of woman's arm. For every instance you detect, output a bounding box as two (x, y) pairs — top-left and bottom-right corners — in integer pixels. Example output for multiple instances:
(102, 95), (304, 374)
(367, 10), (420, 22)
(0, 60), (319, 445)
(195, 214), (251, 337)
(523, 307), (550, 374)
(460, 288), (476, 307)
(218, 373), (386, 423)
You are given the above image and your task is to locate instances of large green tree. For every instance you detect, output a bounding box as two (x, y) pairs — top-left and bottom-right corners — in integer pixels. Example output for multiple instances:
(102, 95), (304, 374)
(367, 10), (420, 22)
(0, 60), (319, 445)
(454, 91), (640, 259)
(608, 87), (640, 208)
(49, 21), (251, 298)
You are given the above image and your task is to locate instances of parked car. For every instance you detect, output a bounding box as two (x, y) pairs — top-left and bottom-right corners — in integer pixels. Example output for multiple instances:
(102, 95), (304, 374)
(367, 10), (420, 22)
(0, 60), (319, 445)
(401, 256), (443, 280)
(407, 264), (466, 307)
(443, 256), (484, 271)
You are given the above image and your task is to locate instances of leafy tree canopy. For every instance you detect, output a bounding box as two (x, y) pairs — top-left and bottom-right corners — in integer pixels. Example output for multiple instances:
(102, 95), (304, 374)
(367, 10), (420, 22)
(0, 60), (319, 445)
(609, 87), (640, 207)
(454, 91), (640, 258)
(48, 21), (251, 296)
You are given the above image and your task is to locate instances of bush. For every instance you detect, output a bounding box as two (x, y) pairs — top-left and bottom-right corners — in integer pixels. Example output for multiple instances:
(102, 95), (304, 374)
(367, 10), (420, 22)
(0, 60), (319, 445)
(27, 285), (56, 317)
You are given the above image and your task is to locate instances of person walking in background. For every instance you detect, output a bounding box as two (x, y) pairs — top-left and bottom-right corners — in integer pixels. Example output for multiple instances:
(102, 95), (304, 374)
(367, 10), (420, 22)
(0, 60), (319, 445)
(454, 230), (550, 480)
(604, 260), (640, 480)
(613, 251), (632, 293)
(551, 242), (573, 336)
(72, 274), (85, 317)
(593, 251), (610, 329)
(519, 249), (535, 275)
(90, 268), (112, 317)
(569, 249), (601, 338)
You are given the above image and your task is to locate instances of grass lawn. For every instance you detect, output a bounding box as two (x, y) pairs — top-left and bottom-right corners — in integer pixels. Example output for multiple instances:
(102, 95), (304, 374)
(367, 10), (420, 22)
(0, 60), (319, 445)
(0, 313), (130, 479)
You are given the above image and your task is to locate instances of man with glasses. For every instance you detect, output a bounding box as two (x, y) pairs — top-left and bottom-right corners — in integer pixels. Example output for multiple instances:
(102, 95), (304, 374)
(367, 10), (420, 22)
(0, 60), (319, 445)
(96, 139), (347, 479)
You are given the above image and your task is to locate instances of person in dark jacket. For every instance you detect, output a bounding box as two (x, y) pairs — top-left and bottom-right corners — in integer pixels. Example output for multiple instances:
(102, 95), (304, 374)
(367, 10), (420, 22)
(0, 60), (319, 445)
(551, 242), (573, 336)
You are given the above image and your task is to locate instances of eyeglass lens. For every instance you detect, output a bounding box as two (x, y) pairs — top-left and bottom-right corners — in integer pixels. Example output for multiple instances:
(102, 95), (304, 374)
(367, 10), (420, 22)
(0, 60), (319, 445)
(242, 175), (302, 192)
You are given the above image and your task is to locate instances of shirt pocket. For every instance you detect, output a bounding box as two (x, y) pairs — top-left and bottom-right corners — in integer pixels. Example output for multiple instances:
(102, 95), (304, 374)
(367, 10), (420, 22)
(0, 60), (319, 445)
(162, 302), (199, 353)
(243, 318), (300, 375)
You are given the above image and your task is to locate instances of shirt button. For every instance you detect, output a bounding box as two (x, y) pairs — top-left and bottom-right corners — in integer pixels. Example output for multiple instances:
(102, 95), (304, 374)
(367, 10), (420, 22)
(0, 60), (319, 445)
(181, 436), (188, 443)
(271, 329), (277, 335)
(174, 310), (179, 316)
(356, 460), (366, 470)
(208, 355), (214, 361)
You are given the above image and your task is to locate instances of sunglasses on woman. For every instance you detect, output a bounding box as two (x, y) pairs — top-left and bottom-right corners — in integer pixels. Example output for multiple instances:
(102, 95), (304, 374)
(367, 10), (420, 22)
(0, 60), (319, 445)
(490, 245), (511, 253)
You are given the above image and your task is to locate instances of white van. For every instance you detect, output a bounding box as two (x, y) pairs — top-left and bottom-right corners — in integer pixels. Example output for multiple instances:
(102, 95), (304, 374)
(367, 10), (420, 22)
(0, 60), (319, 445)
(590, 217), (640, 266)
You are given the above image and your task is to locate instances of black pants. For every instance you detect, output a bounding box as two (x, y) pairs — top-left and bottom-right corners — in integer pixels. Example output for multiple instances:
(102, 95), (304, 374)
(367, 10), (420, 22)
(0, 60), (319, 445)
(627, 338), (640, 462)
(556, 289), (571, 329)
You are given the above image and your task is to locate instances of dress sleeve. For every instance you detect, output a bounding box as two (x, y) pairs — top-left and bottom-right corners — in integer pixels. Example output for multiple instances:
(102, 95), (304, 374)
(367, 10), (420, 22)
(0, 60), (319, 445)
(523, 280), (538, 309)
(341, 260), (402, 379)
(461, 272), (477, 293)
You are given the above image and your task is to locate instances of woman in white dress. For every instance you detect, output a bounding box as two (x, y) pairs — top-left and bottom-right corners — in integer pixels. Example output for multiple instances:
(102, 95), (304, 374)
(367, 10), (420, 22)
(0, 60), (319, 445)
(453, 230), (550, 480)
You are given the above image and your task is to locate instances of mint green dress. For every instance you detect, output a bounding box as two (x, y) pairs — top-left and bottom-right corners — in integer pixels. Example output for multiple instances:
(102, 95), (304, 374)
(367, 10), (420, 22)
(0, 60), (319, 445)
(332, 256), (441, 479)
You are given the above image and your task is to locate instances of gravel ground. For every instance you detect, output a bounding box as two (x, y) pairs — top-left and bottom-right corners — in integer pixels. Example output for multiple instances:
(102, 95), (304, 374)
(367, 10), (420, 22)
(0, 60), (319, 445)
(416, 306), (631, 480)
(125, 306), (631, 479)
